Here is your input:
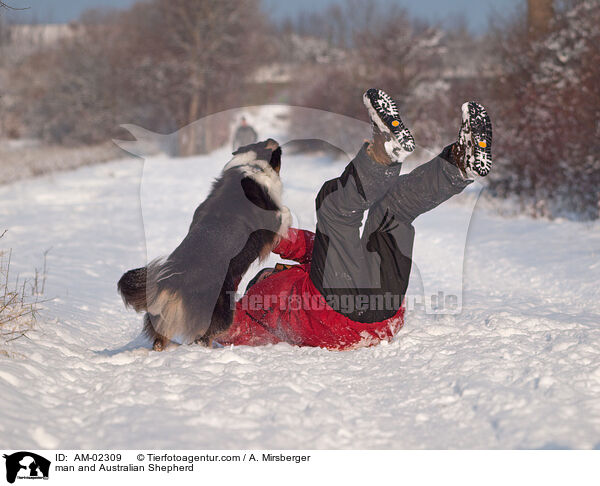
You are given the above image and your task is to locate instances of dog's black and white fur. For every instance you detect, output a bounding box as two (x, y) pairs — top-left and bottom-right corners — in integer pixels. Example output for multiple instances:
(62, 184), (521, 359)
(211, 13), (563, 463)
(118, 139), (291, 350)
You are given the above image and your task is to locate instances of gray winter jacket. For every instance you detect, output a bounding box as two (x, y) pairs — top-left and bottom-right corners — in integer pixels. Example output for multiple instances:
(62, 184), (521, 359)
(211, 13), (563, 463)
(232, 125), (258, 151)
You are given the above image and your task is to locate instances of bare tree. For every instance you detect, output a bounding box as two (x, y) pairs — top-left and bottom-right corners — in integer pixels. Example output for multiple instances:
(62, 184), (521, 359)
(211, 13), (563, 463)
(289, 1), (449, 148)
(113, 0), (268, 154)
(14, 0), (270, 151)
(528, 0), (555, 36)
(489, 0), (600, 219)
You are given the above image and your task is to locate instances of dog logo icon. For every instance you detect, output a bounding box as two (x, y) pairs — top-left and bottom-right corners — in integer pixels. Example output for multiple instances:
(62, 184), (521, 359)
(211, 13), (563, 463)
(3, 452), (50, 483)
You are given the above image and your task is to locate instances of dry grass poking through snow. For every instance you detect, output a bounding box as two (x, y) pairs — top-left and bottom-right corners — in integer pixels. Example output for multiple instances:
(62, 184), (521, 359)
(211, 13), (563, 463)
(0, 230), (46, 357)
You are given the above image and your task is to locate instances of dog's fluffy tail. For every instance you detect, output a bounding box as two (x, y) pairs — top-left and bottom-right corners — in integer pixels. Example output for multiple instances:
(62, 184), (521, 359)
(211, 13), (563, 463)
(118, 259), (209, 342)
(118, 266), (148, 312)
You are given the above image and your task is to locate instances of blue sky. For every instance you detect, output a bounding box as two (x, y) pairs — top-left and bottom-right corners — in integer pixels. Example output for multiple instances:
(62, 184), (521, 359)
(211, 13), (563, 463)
(4, 0), (522, 33)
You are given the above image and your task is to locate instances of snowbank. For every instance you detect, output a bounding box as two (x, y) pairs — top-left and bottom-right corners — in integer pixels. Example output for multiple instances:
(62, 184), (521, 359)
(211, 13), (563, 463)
(0, 111), (599, 449)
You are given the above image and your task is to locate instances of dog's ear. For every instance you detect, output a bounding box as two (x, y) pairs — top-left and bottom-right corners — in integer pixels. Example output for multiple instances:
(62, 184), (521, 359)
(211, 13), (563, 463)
(265, 139), (279, 151)
(269, 146), (282, 173)
(233, 139), (280, 159)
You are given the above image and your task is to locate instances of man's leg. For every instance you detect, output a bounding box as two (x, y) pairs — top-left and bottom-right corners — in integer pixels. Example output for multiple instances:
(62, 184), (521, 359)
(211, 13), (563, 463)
(309, 142), (403, 294)
(309, 89), (415, 319)
(359, 146), (472, 322)
(374, 145), (472, 224)
(358, 99), (494, 322)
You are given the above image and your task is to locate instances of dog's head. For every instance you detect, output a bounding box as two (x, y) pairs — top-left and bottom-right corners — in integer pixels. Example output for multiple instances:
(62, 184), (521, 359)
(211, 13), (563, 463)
(227, 138), (282, 174)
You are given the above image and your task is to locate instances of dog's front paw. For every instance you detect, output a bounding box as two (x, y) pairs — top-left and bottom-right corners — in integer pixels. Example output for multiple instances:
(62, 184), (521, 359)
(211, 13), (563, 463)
(194, 335), (211, 347)
(278, 206), (292, 236)
(152, 337), (167, 351)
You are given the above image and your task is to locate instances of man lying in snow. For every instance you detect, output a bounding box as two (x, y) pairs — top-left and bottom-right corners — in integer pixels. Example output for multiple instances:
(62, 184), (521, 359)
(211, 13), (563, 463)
(217, 88), (493, 350)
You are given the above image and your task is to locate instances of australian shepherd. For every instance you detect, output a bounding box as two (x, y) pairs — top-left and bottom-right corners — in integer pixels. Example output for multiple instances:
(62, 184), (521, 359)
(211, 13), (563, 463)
(118, 139), (290, 350)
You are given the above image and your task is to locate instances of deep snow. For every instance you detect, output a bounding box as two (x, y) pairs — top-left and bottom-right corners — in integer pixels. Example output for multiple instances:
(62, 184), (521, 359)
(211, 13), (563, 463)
(1, 108), (599, 449)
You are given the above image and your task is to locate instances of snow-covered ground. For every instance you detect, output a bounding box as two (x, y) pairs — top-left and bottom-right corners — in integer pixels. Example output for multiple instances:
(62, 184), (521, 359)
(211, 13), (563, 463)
(1, 108), (599, 450)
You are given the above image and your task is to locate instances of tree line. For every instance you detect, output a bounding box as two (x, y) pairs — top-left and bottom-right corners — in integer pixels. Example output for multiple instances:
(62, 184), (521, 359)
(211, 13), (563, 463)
(0, 0), (597, 219)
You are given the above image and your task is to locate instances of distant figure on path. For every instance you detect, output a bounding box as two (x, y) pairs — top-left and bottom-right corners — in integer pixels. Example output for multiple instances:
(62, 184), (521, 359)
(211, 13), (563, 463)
(232, 117), (258, 151)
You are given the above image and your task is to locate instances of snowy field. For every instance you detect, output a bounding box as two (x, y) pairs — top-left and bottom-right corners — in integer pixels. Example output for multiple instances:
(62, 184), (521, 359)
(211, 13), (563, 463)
(1, 111), (599, 449)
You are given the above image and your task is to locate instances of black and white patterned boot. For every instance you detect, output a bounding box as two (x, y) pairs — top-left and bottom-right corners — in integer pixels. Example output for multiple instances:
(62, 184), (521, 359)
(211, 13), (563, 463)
(452, 101), (493, 178)
(363, 88), (415, 163)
